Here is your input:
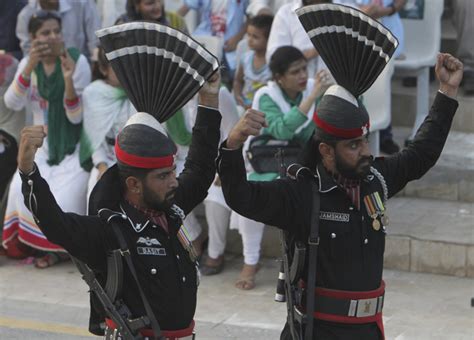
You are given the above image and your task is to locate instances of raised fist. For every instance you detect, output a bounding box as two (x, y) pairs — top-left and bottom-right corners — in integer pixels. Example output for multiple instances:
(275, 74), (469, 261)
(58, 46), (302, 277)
(226, 109), (268, 149)
(18, 126), (47, 174)
(436, 53), (464, 98)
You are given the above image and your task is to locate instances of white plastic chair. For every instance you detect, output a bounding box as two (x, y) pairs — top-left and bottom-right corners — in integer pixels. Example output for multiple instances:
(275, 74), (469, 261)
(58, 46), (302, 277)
(394, 0), (444, 139)
(364, 61), (395, 156)
(193, 35), (224, 62)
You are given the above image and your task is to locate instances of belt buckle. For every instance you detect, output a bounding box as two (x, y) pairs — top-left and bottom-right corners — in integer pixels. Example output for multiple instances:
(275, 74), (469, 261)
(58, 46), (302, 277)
(355, 297), (378, 317)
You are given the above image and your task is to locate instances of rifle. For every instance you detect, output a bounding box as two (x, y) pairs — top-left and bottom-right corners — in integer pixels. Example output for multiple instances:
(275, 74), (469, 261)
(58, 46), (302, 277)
(274, 149), (306, 340)
(274, 148), (321, 340)
(72, 256), (146, 340)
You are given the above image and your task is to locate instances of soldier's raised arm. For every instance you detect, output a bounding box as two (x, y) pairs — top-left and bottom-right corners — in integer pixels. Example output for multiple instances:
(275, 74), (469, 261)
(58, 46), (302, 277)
(376, 53), (463, 198)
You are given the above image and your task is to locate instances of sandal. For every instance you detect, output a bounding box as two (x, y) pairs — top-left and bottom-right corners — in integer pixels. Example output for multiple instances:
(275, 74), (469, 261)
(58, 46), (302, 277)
(34, 252), (70, 269)
(235, 263), (260, 290)
(200, 255), (225, 276)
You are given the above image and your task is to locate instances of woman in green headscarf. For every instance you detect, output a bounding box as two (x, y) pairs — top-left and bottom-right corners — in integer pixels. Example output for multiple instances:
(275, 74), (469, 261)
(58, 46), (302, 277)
(2, 11), (91, 267)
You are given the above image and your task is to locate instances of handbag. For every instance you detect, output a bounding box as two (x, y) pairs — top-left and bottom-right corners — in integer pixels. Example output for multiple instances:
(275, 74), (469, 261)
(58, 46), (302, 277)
(246, 135), (303, 174)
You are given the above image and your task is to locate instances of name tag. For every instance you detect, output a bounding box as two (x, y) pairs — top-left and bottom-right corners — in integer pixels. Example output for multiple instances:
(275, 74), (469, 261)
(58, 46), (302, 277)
(320, 211), (350, 222)
(137, 247), (167, 256)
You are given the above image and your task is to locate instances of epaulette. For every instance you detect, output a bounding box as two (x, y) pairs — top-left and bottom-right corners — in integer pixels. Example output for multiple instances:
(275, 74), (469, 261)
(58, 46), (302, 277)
(286, 163), (315, 181)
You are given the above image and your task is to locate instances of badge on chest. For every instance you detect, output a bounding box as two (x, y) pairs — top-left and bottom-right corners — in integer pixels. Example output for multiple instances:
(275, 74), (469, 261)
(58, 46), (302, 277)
(319, 211), (350, 222)
(136, 236), (167, 256)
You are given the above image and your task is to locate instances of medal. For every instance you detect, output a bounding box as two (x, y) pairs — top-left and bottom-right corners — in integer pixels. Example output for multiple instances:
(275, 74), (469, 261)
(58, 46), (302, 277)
(364, 192), (386, 232)
(372, 218), (380, 231)
(177, 224), (199, 262)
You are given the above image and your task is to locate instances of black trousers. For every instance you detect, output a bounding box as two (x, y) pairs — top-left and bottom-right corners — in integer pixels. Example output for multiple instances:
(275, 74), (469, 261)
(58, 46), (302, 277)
(0, 131), (17, 201)
(280, 320), (382, 340)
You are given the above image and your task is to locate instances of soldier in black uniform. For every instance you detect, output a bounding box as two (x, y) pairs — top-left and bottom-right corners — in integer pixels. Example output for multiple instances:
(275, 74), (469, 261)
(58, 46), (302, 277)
(217, 33), (463, 340)
(15, 48), (221, 340)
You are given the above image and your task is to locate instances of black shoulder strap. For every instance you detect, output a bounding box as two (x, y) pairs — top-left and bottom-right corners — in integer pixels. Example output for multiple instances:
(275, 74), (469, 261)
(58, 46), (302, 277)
(304, 180), (321, 340)
(109, 219), (163, 340)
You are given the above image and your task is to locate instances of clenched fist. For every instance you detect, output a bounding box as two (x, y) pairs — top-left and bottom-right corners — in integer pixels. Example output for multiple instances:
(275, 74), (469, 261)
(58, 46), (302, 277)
(199, 70), (221, 109)
(436, 53), (463, 98)
(18, 126), (47, 174)
(226, 109), (268, 149)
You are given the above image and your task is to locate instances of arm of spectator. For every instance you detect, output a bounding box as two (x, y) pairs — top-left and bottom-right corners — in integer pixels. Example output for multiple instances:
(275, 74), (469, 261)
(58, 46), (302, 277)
(84, 0), (101, 58)
(265, 10), (291, 64)
(4, 58), (30, 111)
(303, 48), (319, 61)
(360, 0), (407, 18)
(92, 142), (110, 168)
(16, 6), (33, 55)
(298, 70), (332, 114)
(177, 4), (191, 17)
(62, 52), (80, 124)
(259, 94), (307, 140)
(393, 0), (408, 11)
(62, 54), (91, 124)
(232, 63), (247, 107)
(224, 23), (248, 52)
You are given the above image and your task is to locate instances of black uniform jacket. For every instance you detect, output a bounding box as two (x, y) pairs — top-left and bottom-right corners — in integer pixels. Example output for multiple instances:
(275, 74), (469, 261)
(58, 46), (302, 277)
(19, 106), (221, 332)
(218, 92), (458, 292)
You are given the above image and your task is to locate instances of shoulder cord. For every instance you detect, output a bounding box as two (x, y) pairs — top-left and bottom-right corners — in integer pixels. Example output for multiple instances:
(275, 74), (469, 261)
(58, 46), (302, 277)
(109, 219), (164, 340)
(370, 166), (388, 204)
(304, 180), (321, 340)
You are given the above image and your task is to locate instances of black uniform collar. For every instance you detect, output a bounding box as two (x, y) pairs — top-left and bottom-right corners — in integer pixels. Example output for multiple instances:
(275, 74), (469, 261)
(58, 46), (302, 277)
(88, 164), (123, 214)
(119, 200), (155, 233)
(315, 163), (338, 193)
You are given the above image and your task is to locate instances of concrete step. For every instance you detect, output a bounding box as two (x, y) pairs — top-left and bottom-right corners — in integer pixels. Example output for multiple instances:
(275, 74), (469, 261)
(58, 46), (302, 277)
(196, 197), (474, 279)
(390, 78), (474, 133)
(382, 197), (474, 278)
(392, 127), (474, 203)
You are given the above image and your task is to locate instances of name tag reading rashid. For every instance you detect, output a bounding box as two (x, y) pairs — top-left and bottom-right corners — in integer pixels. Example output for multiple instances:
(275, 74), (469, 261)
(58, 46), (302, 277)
(320, 211), (350, 222)
(137, 247), (167, 256)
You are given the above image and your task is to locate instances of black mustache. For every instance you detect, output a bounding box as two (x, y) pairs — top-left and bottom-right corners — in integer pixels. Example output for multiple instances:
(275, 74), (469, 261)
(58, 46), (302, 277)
(358, 156), (374, 166)
(165, 189), (177, 200)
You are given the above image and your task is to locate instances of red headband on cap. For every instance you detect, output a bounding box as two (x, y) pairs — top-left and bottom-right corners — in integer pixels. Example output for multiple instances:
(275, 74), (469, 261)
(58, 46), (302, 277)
(313, 110), (370, 139)
(115, 140), (174, 169)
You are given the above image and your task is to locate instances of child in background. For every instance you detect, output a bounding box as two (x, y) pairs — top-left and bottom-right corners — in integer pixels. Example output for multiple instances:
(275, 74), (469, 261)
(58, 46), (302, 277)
(233, 14), (273, 109)
(178, 0), (248, 85)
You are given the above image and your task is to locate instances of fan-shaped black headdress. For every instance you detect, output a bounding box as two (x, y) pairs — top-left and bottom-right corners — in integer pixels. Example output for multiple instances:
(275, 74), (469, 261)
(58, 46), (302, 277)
(296, 3), (398, 97)
(296, 4), (399, 140)
(95, 22), (219, 169)
(96, 21), (220, 123)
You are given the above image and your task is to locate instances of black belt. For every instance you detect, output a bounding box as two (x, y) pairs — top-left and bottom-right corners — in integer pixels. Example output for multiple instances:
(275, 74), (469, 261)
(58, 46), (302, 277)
(313, 293), (384, 317)
(295, 282), (386, 322)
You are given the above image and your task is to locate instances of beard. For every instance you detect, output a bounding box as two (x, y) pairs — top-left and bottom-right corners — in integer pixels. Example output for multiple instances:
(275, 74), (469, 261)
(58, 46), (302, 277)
(335, 152), (373, 180)
(142, 186), (176, 212)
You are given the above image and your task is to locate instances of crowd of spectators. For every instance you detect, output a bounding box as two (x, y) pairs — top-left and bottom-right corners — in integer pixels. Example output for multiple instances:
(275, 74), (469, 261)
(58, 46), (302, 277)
(0, 0), (472, 289)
